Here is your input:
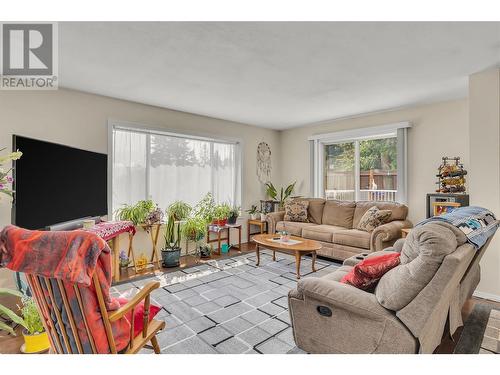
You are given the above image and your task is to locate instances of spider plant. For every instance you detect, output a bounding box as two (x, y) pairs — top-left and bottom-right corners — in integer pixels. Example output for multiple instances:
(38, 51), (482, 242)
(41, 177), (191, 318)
(166, 201), (192, 221)
(115, 199), (157, 225)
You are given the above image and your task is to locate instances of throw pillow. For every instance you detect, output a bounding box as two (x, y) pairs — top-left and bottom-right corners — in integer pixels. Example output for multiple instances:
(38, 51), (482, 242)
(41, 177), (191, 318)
(357, 206), (392, 232)
(340, 252), (401, 290)
(284, 200), (309, 222)
(117, 298), (161, 337)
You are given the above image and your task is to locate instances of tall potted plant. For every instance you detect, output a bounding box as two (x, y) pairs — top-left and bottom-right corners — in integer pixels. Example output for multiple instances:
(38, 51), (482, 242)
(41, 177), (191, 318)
(182, 216), (207, 254)
(161, 214), (183, 267)
(265, 181), (296, 210)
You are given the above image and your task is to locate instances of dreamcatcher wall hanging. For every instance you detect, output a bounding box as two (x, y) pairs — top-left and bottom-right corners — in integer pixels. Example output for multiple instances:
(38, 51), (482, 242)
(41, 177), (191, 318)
(257, 141), (272, 183)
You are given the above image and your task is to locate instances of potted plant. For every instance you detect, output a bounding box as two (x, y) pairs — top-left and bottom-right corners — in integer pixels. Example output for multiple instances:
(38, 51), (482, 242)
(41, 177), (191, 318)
(182, 216), (207, 244)
(18, 295), (50, 353)
(119, 250), (131, 268)
(167, 200), (192, 221)
(246, 205), (259, 220)
(193, 192), (215, 223)
(265, 181), (296, 210)
(161, 213), (183, 268)
(115, 199), (158, 225)
(259, 210), (267, 222)
(0, 290), (50, 354)
(199, 244), (212, 258)
(227, 206), (240, 225)
(213, 203), (231, 227)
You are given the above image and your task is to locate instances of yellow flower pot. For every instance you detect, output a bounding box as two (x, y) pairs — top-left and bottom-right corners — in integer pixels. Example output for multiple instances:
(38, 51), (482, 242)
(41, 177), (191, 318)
(21, 330), (51, 354)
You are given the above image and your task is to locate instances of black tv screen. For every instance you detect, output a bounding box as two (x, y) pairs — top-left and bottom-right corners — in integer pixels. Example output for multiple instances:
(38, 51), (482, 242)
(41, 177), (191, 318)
(12, 135), (107, 229)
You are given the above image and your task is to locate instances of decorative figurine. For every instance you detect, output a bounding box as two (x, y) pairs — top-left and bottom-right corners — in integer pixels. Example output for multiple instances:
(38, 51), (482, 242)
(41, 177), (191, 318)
(436, 156), (467, 193)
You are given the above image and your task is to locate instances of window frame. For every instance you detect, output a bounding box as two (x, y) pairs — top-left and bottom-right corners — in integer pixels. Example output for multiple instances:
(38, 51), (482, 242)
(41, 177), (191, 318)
(309, 122), (410, 204)
(107, 119), (243, 218)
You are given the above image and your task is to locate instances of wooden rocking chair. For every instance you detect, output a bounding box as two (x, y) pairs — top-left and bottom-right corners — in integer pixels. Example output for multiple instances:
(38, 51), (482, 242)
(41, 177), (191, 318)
(26, 273), (165, 354)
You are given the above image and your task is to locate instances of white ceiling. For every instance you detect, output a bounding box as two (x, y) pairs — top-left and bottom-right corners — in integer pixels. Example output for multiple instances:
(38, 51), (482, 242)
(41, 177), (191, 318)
(59, 22), (500, 130)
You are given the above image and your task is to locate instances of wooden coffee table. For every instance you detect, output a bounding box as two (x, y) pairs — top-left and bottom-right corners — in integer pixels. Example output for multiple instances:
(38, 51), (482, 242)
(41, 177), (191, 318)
(252, 233), (322, 279)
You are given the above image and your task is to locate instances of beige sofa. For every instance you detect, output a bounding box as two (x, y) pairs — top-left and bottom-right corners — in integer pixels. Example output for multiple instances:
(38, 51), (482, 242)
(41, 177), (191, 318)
(267, 199), (412, 261)
(288, 221), (492, 353)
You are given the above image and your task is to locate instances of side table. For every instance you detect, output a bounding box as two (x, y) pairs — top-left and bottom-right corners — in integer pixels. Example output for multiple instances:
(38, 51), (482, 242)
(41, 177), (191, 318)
(247, 219), (267, 242)
(207, 224), (242, 255)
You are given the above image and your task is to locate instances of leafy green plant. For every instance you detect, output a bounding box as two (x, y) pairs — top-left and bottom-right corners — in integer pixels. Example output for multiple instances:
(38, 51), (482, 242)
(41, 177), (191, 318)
(166, 201), (192, 221)
(193, 192), (215, 223)
(182, 216), (207, 242)
(245, 205), (258, 215)
(19, 295), (44, 335)
(229, 206), (240, 217)
(0, 290), (43, 336)
(213, 203), (231, 220)
(265, 182), (296, 207)
(115, 199), (157, 225)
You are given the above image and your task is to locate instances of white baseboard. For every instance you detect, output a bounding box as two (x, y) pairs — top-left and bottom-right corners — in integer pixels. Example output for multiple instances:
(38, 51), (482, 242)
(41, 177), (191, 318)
(473, 290), (500, 303)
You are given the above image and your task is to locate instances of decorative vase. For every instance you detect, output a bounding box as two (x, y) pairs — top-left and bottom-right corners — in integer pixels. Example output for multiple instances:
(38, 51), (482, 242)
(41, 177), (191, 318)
(21, 330), (50, 354)
(280, 231), (290, 242)
(161, 247), (181, 268)
(250, 213), (258, 220)
(227, 214), (238, 225)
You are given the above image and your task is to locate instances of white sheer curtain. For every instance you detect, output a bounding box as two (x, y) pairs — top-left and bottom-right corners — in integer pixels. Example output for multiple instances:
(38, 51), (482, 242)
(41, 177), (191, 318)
(111, 126), (239, 214)
(112, 130), (147, 212)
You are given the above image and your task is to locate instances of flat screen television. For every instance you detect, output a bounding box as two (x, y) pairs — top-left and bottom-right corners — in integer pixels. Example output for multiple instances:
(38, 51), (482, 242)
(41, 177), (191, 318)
(12, 135), (108, 229)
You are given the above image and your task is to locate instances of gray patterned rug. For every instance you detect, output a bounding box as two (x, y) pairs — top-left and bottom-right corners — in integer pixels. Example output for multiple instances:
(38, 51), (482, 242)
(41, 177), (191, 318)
(112, 249), (339, 354)
(454, 304), (500, 354)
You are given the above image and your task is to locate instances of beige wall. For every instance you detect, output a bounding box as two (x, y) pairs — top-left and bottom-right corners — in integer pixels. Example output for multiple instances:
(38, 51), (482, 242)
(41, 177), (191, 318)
(0, 88), (280, 287)
(279, 99), (470, 225)
(469, 68), (500, 300)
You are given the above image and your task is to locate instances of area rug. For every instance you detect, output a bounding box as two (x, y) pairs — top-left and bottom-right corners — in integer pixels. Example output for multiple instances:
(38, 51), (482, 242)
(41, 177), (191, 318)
(113, 249), (339, 354)
(454, 304), (500, 354)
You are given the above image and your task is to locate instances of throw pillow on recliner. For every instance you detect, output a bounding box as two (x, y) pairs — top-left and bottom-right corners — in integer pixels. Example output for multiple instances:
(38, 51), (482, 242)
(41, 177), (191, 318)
(340, 252), (401, 290)
(375, 222), (458, 311)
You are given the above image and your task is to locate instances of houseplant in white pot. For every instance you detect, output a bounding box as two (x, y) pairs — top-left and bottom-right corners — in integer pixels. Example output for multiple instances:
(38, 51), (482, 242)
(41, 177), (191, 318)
(246, 205), (259, 220)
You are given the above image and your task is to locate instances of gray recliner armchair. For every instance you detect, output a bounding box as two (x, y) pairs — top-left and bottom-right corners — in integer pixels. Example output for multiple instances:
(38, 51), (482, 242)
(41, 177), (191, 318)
(288, 221), (492, 353)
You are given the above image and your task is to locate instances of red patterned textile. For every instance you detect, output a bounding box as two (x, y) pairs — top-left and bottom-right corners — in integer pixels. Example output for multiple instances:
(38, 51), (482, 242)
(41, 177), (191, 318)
(341, 253), (400, 290)
(0, 225), (132, 353)
(84, 220), (136, 241)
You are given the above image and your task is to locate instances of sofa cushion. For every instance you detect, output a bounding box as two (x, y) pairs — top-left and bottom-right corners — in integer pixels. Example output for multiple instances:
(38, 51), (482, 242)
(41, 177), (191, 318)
(321, 200), (356, 228)
(341, 253), (401, 290)
(276, 221), (316, 236)
(353, 201), (408, 228)
(284, 200), (309, 222)
(332, 229), (371, 249)
(356, 206), (392, 232)
(375, 222), (458, 311)
(302, 225), (346, 242)
(305, 198), (326, 224)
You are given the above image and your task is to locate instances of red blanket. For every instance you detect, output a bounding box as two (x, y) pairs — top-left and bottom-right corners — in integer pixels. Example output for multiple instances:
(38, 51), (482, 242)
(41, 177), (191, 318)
(0, 225), (131, 353)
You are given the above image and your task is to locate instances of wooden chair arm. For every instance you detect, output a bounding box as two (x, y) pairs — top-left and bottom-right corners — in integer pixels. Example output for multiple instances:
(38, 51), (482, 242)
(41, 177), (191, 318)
(108, 281), (160, 322)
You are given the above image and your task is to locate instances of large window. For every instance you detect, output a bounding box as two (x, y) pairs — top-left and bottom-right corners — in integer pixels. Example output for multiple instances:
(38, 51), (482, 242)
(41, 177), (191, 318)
(311, 123), (409, 203)
(110, 122), (241, 216)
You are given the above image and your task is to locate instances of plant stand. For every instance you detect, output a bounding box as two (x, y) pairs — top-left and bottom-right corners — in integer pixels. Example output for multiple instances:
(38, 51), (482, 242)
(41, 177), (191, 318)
(127, 223), (163, 274)
(206, 224), (242, 255)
